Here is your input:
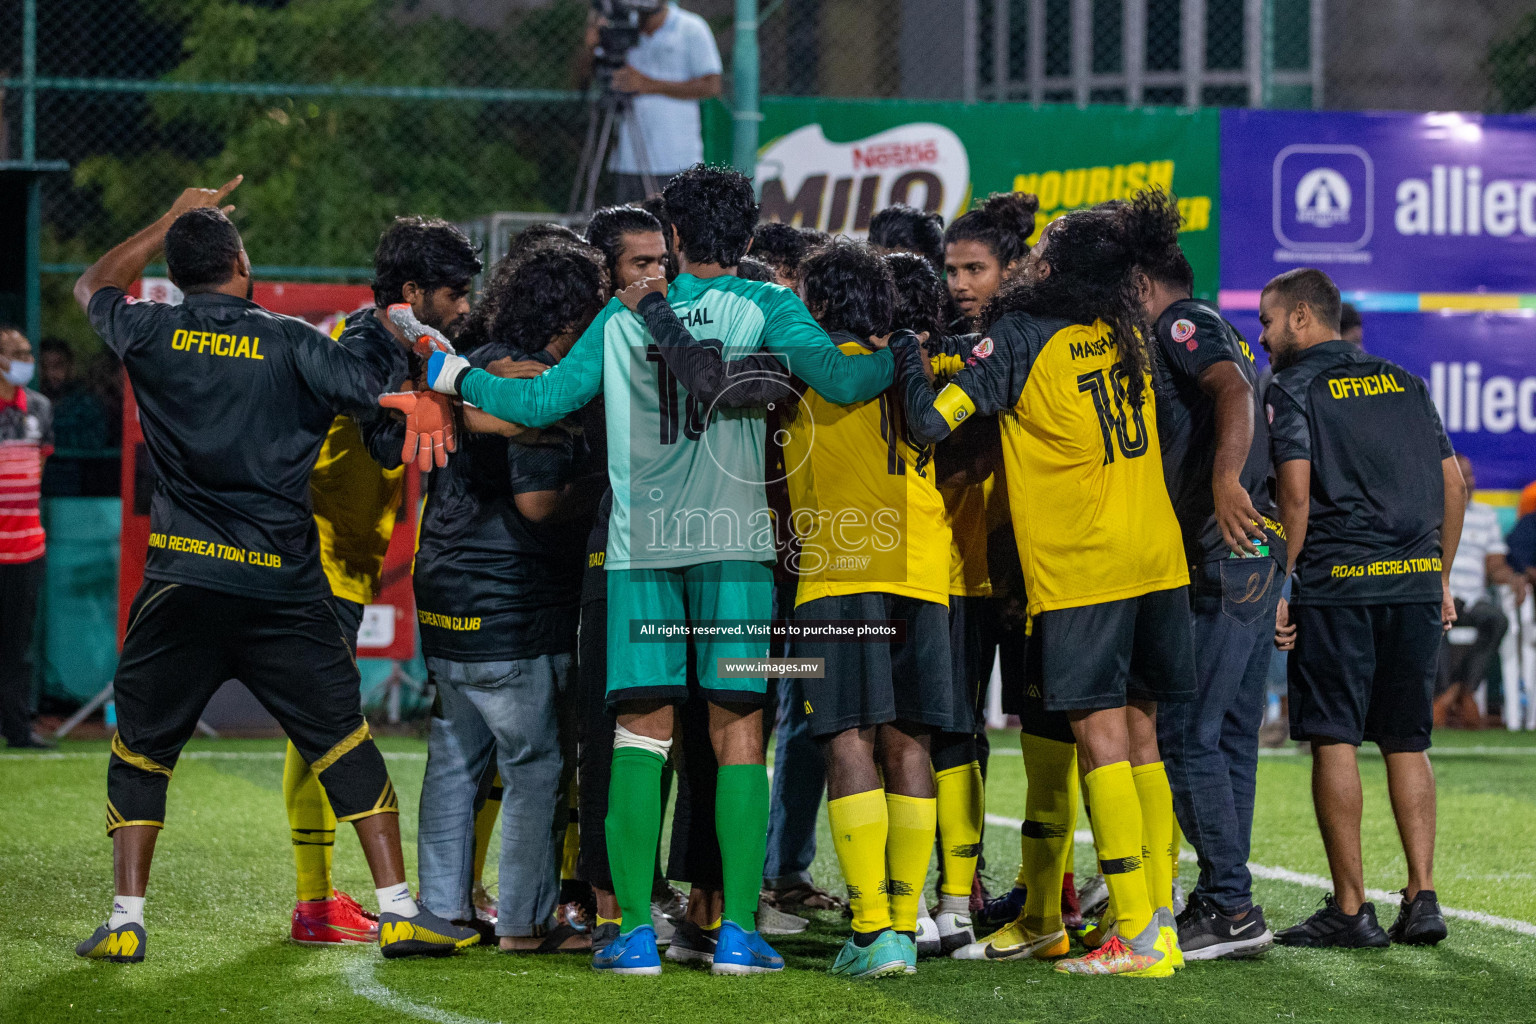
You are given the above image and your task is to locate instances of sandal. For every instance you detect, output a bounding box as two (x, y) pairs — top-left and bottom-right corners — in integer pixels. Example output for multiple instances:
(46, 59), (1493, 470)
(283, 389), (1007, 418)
(499, 922), (591, 954)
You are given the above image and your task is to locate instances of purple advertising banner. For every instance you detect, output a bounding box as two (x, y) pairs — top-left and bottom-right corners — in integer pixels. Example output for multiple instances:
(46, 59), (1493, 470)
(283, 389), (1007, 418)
(1221, 109), (1536, 492)
(1221, 109), (1536, 293)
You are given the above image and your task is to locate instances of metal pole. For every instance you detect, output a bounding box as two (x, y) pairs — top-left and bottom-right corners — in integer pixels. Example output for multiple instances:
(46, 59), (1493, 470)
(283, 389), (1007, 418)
(731, 0), (761, 178)
(961, 0), (979, 103)
(22, 0), (41, 344)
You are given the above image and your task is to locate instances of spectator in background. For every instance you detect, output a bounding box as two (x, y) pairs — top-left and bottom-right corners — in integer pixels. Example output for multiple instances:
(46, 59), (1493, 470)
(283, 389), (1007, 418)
(1339, 302), (1363, 346)
(39, 342), (116, 498)
(38, 338), (76, 401)
(0, 325), (55, 749)
(1436, 455), (1527, 729)
(581, 1), (723, 203)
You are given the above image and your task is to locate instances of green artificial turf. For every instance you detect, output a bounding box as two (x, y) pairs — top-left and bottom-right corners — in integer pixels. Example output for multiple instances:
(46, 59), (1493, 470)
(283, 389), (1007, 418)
(3, 730), (1534, 1024)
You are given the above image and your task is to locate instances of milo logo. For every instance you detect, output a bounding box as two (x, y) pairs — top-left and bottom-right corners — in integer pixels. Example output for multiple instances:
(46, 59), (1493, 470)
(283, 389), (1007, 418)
(756, 123), (971, 235)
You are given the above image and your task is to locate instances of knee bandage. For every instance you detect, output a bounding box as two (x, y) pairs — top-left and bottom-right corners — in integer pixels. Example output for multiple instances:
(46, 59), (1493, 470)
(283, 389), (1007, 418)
(613, 724), (673, 760)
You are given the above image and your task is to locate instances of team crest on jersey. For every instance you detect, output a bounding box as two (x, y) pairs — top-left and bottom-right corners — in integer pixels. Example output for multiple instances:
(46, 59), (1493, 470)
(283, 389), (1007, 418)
(1171, 318), (1197, 350)
(971, 337), (994, 359)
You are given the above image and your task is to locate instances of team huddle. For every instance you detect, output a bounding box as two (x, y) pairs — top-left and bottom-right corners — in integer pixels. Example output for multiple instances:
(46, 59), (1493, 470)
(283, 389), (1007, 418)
(71, 162), (1462, 979)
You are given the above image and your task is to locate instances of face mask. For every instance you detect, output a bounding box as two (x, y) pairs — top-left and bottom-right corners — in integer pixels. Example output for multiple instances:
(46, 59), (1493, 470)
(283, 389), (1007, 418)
(4, 360), (33, 388)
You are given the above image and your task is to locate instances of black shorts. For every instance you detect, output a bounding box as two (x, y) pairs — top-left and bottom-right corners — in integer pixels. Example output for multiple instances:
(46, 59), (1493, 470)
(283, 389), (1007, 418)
(947, 594), (1001, 735)
(1287, 602), (1440, 752)
(1034, 586), (1196, 713)
(797, 593), (959, 738)
(108, 582), (393, 828)
(330, 595), (364, 656)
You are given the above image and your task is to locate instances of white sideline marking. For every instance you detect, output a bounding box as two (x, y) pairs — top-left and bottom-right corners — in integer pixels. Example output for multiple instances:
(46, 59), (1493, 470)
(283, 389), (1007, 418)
(344, 959), (506, 1024)
(984, 813), (1536, 938)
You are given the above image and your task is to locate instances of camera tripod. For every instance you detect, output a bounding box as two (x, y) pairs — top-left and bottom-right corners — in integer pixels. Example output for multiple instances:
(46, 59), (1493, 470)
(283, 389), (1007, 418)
(569, 85), (660, 215)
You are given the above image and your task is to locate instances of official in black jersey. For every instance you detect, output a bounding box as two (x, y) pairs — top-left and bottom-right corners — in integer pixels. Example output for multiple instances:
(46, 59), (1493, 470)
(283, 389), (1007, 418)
(1262, 268), (1464, 950)
(1138, 243), (1283, 959)
(413, 243), (603, 952)
(71, 179), (475, 963)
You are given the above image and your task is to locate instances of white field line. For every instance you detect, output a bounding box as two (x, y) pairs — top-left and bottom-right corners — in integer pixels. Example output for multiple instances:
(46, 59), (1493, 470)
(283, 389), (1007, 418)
(343, 959), (508, 1024)
(984, 813), (1536, 939)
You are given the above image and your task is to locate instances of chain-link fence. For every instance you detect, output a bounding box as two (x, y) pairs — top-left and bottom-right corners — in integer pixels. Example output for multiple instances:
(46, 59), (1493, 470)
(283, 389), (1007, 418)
(0, 0), (744, 347)
(6, 0), (1536, 349)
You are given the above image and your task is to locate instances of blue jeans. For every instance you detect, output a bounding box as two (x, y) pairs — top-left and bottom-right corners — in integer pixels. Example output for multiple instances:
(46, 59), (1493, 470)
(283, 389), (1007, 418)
(763, 677), (826, 887)
(1158, 558), (1279, 914)
(417, 654), (575, 936)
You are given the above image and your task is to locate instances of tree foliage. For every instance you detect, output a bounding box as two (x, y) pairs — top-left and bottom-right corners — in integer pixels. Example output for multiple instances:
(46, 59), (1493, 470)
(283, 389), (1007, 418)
(67, 0), (588, 270)
(1488, 10), (1536, 113)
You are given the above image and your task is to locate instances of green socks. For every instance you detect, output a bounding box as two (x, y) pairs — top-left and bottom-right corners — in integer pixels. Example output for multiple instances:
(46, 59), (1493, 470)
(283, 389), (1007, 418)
(715, 763), (770, 931)
(606, 746), (666, 933)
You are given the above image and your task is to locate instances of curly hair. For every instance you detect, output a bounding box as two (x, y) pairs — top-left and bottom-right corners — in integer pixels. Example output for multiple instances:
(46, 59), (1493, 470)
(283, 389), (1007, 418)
(983, 191), (1181, 408)
(750, 221), (810, 282)
(943, 191), (1039, 270)
(800, 237), (895, 339)
(371, 216), (483, 307)
(661, 164), (759, 267)
(735, 255), (775, 283)
(1120, 189), (1193, 296)
(585, 205), (663, 284)
(885, 251), (948, 341)
(454, 240), (607, 357)
(869, 204), (945, 273)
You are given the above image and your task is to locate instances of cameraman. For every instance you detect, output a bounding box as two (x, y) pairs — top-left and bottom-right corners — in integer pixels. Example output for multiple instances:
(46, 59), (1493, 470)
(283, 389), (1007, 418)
(579, 2), (722, 202)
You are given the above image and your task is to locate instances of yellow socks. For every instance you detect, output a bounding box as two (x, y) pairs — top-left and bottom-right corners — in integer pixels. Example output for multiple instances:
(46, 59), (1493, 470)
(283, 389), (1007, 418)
(1082, 761), (1153, 939)
(1132, 761), (1175, 913)
(472, 772), (503, 885)
(934, 761), (984, 900)
(885, 793), (937, 934)
(1019, 733), (1078, 934)
(828, 789), (892, 935)
(284, 740), (335, 902)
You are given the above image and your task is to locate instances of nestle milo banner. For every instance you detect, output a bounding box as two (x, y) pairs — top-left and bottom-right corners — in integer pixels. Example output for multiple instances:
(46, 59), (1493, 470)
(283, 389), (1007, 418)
(705, 99), (1220, 298)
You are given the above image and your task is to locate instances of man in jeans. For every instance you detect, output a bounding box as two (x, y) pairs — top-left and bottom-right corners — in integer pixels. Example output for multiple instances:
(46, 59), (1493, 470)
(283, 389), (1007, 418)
(1138, 244), (1281, 959)
(412, 243), (605, 950)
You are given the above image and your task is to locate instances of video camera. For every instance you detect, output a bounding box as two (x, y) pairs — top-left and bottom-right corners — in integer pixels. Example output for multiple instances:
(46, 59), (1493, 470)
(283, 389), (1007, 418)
(590, 0), (662, 85)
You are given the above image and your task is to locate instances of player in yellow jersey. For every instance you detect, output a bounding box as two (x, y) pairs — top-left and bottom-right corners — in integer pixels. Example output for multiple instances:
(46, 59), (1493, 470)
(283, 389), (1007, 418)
(892, 194), (1195, 978)
(288, 217), (482, 945)
(882, 253), (991, 957)
(776, 240), (963, 978)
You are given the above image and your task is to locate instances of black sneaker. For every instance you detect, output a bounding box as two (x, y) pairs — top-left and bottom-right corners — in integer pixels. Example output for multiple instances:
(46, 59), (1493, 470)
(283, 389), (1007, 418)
(1176, 894), (1274, 961)
(664, 919), (719, 965)
(1275, 894), (1389, 948)
(1387, 889), (1447, 946)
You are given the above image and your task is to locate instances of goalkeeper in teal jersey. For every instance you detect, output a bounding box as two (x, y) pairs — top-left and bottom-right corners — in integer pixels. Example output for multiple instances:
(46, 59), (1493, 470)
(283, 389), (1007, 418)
(426, 165), (894, 976)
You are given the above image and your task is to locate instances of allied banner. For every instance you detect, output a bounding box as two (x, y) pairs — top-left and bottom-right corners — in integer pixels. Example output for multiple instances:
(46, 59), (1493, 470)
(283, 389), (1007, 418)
(706, 99), (1221, 298)
(1219, 110), (1536, 490)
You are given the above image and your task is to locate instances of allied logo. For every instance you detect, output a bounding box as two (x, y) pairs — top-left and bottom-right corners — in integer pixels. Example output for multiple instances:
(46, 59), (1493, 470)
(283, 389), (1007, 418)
(972, 337), (994, 359)
(1272, 144), (1374, 254)
(1294, 168), (1353, 228)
